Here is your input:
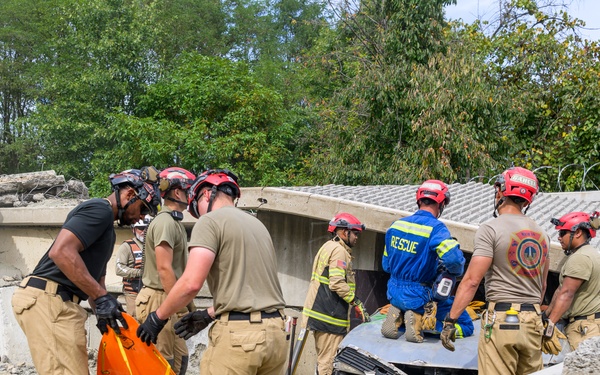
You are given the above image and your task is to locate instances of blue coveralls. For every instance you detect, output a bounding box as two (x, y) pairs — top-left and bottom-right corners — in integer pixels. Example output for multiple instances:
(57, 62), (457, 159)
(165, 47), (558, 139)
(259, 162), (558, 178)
(434, 297), (474, 338)
(383, 210), (465, 314)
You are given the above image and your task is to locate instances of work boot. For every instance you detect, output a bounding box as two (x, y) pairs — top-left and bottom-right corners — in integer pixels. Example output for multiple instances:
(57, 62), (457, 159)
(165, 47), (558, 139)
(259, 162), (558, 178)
(404, 310), (424, 343)
(422, 301), (437, 331)
(381, 305), (403, 339)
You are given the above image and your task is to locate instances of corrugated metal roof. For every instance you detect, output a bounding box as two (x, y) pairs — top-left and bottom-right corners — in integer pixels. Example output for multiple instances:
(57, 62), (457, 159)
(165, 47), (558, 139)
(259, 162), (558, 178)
(280, 182), (600, 246)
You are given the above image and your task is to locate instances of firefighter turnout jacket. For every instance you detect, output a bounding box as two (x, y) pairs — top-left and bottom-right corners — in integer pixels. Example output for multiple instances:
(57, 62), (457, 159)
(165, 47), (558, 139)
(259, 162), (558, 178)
(302, 237), (356, 335)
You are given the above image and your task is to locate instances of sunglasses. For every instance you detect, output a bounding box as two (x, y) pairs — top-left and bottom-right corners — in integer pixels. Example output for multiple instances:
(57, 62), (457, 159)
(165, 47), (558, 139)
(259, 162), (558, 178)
(558, 230), (571, 238)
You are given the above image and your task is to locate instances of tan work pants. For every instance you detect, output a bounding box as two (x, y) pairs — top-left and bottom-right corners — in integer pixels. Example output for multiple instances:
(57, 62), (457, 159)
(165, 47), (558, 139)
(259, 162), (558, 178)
(135, 287), (188, 374)
(314, 330), (344, 375)
(123, 291), (137, 318)
(12, 278), (88, 375)
(565, 316), (600, 350)
(200, 312), (288, 375)
(478, 308), (543, 375)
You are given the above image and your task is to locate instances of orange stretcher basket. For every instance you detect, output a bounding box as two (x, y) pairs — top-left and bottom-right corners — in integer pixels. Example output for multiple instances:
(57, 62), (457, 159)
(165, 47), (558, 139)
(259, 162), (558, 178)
(97, 313), (175, 375)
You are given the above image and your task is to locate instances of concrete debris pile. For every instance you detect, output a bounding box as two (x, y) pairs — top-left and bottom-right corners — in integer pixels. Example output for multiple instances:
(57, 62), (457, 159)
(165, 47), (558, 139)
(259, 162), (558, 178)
(0, 170), (88, 208)
(562, 336), (600, 374)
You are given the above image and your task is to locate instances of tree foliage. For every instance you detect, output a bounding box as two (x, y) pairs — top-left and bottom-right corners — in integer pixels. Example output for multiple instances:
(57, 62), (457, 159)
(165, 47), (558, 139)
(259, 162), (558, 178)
(1, 0), (599, 195)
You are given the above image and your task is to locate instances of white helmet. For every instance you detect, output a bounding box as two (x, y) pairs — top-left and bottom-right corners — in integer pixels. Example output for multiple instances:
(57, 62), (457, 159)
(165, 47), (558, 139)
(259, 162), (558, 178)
(132, 215), (152, 229)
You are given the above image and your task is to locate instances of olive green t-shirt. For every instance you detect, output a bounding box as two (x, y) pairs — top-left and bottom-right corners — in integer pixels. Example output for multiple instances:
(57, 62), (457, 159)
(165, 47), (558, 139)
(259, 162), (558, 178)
(142, 207), (188, 289)
(473, 214), (550, 304)
(188, 206), (285, 316)
(560, 244), (600, 318)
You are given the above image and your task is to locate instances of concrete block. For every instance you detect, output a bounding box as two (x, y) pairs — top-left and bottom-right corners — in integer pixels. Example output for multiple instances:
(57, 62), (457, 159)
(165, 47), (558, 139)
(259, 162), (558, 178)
(0, 286), (33, 365)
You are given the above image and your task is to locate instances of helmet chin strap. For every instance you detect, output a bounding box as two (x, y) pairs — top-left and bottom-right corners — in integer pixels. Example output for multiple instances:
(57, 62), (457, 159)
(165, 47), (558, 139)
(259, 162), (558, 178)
(335, 230), (353, 248)
(564, 235), (590, 256)
(438, 203), (445, 218)
(115, 188), (137, 227)
(493, 196), (505, 218)
(207, 186), (218, 213)
(165, 196), (188, 207)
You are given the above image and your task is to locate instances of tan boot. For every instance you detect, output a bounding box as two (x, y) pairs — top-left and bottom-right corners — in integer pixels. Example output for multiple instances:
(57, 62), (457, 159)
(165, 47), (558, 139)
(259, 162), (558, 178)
(381, 305), (403, 339)
(421, 301), (437, 331)
(404, 310), (424, 343)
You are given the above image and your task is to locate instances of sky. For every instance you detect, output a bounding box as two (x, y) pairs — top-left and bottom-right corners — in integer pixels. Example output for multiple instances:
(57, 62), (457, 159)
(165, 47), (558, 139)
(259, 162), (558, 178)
(445, 0), (600, 41)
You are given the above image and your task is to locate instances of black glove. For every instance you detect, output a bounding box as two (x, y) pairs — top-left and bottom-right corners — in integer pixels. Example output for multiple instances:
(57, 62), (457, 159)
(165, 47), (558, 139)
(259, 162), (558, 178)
(137, 311), (168, 346)
(174, 309), (215, 340)
(94, 294), (127, 335)
(440, 315), (457, 352)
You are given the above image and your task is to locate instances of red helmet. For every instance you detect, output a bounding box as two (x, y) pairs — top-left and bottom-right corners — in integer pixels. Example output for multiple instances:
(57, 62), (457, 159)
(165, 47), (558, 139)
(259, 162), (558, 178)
(187, 169), (241, 218)
(551, 211), (597, 238)
(495, 167), (538, 204)
(109, 168), (161, 216)
(416, 180), (451, 205)
(328, 213), (365, 233)
(158, 167), (196, 198)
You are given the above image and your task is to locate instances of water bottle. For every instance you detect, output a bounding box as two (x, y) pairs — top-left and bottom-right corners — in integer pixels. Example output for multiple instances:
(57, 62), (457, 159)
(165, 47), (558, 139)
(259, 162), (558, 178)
(505, 308), (519, 323)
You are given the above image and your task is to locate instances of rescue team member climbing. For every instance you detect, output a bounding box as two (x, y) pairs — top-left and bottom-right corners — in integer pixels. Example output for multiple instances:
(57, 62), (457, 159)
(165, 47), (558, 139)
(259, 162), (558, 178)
(137, 169), (288, 375)
(301, 213), (370, 375)
(136, 167), (196, 375)
(544, 211), (600, 350)
(115, 215), (151, 317)
(12, 168), (160, 375)
(442, 167), (550, 375)
(381, 180), (465, 343)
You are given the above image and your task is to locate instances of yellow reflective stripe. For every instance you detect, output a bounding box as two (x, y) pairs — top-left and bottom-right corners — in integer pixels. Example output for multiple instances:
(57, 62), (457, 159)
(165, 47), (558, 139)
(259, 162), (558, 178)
(343, 291), (355, 303)
(454, 323), (464, 338)
(329, 268), (346, 277)
(383, 245), (388, 256)
(312, 273), (329, 284)
(436, 239), (458, 258)
(303, 308), (349, 327)
(391, 221), (432, 238)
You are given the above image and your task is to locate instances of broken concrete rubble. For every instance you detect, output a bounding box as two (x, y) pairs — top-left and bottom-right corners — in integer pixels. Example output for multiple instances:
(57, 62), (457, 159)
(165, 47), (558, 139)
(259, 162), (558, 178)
(562, 336), (600, 374)
(0, 170), (88, 207)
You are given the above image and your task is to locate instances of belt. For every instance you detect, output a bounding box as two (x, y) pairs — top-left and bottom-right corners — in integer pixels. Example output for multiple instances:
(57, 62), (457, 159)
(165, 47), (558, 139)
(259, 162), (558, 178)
(571, 312), (600, 322)
(493, 303), (537, 312)
(227, 311), (282, 321)
(25, 277), (80, 304)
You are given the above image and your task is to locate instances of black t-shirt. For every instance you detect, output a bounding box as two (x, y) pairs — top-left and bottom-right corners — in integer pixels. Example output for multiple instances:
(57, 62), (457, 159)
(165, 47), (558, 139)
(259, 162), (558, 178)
(32, 198), (116, 300)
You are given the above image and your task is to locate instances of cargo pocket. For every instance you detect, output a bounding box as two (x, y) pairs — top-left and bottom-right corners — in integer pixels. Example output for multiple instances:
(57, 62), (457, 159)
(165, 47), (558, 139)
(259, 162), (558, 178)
(12, 293), (37, 315)
(230, 329), (266, 352)
(135, 292), (151, 322)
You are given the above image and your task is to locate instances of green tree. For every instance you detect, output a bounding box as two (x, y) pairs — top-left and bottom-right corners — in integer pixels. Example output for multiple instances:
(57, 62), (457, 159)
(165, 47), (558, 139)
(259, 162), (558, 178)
(467, 0), (600, 191)
(0, 0), (61, 173)
(90, 53), (302, 194)
(29, 0), (160, 187)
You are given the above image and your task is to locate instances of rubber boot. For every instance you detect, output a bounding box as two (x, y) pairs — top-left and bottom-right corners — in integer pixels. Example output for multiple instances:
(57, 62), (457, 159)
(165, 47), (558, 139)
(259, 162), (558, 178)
(404, 310), (424, 343)
(381, 305), (403, 339)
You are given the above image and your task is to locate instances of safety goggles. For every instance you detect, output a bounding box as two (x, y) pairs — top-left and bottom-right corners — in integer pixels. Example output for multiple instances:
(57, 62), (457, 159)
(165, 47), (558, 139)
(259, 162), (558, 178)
(558, 230), (571, 238)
